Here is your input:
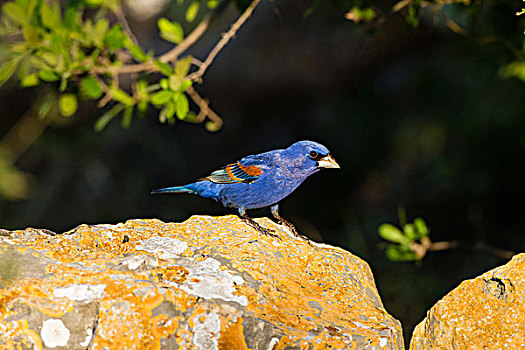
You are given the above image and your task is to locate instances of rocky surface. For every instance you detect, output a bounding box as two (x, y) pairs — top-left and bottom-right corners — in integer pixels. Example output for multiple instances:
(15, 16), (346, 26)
(410, 253), (525, 349)
(0, 215), (403, 349)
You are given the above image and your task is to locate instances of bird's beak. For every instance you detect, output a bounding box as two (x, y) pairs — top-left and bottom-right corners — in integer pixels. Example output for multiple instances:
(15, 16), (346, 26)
(317, 154), (340, 169)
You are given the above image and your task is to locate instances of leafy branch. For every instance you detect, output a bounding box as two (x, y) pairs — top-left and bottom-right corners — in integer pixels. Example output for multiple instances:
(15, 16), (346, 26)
(0, 0), (262, 131)
(379, 213), (515, 262)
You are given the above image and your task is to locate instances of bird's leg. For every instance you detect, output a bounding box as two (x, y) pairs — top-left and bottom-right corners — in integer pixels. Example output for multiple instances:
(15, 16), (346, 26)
(238, 208), (280, 239)
(270, 204), (306, 240)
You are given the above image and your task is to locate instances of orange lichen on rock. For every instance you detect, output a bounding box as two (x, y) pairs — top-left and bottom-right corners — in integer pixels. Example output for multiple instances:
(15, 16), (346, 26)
(1, 216), (403, 349)
(0, 318), (43, 350)
(218, 316), (250, 350)
(410, 253), (525, 350)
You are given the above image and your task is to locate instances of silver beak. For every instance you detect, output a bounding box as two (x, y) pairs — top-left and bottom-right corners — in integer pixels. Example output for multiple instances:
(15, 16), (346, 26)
(317, 154), (340, 169)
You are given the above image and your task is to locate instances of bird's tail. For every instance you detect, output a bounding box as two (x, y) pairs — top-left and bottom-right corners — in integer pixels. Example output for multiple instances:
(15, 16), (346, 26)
(151, 185), (195, 194)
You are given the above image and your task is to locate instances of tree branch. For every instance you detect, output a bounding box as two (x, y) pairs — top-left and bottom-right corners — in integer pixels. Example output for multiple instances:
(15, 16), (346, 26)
(186, 86), (223, 128)
(410, 237), (515, 260)
(113, 7), (139, 46)
(89, 14), (213, 75)
(188, 0), (262, 82)
(87, 0), (263, 79)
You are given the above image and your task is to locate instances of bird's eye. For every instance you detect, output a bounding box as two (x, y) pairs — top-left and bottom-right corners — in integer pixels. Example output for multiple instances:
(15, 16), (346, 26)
(309, 151), (318, 159)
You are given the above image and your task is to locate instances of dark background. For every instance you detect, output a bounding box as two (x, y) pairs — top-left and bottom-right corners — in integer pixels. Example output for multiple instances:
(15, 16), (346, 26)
(1, 0), (524, 344)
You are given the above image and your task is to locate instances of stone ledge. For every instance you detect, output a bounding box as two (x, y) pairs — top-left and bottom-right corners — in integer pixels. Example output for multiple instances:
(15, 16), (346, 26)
(0, 215), (404, 349)
(410, 253), (525, 349)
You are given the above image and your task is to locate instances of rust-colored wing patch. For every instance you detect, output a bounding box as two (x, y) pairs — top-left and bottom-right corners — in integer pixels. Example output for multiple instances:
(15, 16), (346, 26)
(237, 163), (263, 176)
(224, 162), (263, 183)
(225, 165), (244, 182)
(202, 162), (264, 184)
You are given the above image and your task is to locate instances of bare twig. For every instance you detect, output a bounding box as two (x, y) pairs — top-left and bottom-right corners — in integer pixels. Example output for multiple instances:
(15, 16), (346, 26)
(186, 86), (223, 128)
(410, 237), (515, 260)
(89, 0), (262, 78)
(188, 0), (263, 82)
(191, 57), (204, 67)
(87, 14), (213, 76)
(97, 73), (114, 108)
(445, 18), (468, 37)
(113, 7), (139, 46)
(161, 14), (213, 64)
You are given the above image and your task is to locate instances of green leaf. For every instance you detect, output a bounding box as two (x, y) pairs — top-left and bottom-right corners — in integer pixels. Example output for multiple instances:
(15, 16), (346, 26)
(175, 93), (189, 120)
(80, 76), (103, 99)
(40, 2), (61, 29)
(59, 93), (78, 117)
(94, 104), (125, 132)
(129, 44), (147, 62)
(207, 0), (220, 9)
(403, 223), (418, 240)
(137, 100), (148, 113)
(185, 2), (200, 22)
(165, 101), (175, 121)
(175, 56), (192, 79)
(20, 73), (39, 87)
(160, 78), (169, 90)
(159, 101), (175, 123)
(63, 6), (80, 30)
(154, 60), (173, 76)
(170, 57), (192, 90)
(205, 120), (221, 132)
(27, 0), (38, 18)
(84, 0), (103, 6)
(170, 77), (192, 94)
(92, 19), (109, 47)
(169, 75), (182, 91)
(137, 79), (148, 92)
(40, 52), (58, 66)
(2, 2), (27, 25)
(0, 57), (21, 87)
(150, 90), (173, 105)
(104, 24), (127, 50)
(179, 79), (192, 92)
(49, 34), (67, 57)
(38, 69), (60, 82)
(17, 55), (31, 81)
(183, 112), (199, 123)
(157, 18), (183, 44)
(111, 88), (135, 106)
(385, 245), (418, 262)
(38, 91), (54, 118)
(414, 217), (429, 237)
(345, 7), (375, 23)
(121, 106), (133, 129)
(501, 62), (525, 82)
(22, 26), (40, 46)
(158, 108), (167, 123)
(59, 75), (68, 92)
(378, 224), (410, 245)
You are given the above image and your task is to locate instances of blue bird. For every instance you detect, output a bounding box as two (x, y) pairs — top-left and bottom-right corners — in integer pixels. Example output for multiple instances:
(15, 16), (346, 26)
(152, 140), (340, 237)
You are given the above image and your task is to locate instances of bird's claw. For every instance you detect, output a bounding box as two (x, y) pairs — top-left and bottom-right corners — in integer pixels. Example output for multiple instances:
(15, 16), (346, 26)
(241, 217), (281, 239)
(279, 220), (299, 236)
(258, 226), (281, 239)
(277, 220), (310, 242)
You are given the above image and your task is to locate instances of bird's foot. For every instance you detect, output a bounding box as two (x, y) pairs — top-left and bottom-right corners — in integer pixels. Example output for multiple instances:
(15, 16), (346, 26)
(241, 217), (281, 239)
(277, 218), (310, 242)
(278, 220), (299, 237)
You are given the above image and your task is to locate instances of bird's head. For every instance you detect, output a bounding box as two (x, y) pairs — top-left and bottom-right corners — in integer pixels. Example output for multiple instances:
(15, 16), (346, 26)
(285, 140), (340, 175)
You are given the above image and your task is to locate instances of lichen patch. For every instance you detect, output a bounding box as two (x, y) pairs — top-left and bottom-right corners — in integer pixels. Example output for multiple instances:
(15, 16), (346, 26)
(41, 319), (70, 348)
(0, 216), (403, 349)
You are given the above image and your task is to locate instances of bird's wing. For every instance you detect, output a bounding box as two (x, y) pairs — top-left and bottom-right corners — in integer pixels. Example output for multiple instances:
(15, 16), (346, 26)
(199, 154), (268, 184)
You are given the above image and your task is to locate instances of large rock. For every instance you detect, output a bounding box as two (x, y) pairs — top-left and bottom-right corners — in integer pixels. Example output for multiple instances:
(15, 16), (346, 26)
(0, 216), (403, 349)
(410, 253), (525, 349)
